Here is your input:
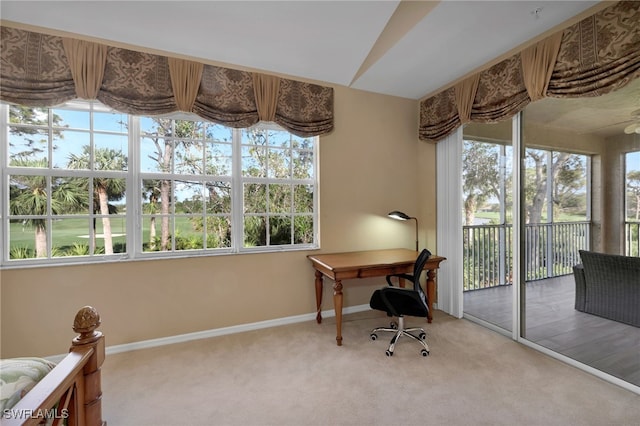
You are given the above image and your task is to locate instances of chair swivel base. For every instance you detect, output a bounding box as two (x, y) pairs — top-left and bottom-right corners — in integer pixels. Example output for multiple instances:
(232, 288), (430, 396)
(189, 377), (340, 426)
(370, 316), (430, 357)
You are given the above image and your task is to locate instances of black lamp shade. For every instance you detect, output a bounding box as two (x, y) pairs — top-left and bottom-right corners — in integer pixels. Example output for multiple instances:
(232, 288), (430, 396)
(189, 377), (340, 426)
(387, 210), (419, 251)
(388, 210), (411, 220)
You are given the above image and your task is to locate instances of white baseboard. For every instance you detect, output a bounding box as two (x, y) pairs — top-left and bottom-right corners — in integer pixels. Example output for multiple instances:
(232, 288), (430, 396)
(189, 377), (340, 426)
(46, 304), (371, 363)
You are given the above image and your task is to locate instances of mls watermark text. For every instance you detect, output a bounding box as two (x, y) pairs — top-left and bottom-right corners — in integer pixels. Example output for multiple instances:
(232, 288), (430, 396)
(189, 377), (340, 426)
(3, 408), (70, 420)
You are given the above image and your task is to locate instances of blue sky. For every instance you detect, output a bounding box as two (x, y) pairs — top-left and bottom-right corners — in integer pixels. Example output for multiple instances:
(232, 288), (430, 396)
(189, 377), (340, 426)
(628, 150), (640, 173)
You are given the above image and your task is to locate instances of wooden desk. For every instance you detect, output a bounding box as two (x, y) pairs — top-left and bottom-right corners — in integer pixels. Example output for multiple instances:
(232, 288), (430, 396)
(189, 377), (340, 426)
(307, 248), (446, 346)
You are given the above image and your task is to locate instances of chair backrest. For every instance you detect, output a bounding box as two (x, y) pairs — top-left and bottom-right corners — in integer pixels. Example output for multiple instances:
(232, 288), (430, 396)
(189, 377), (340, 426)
(579, 250), (640, 285)
(412, 249), (432, 289)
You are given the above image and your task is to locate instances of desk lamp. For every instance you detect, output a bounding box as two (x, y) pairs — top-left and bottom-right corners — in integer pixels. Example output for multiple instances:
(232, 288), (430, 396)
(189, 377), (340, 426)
(387, 210), (418, 251)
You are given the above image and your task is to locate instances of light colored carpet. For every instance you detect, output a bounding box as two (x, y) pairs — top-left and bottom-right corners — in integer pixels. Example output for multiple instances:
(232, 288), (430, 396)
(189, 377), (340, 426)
(102, 310), (640, 426)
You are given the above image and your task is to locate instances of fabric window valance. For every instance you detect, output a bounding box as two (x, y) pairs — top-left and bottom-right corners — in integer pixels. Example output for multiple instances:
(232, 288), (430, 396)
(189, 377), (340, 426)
(0, 27), (334, 137)
(419, 0), (640, 143)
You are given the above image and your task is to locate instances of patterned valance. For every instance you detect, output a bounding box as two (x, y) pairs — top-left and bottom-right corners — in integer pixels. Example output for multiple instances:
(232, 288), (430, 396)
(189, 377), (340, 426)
(0, 27), (334, 137)
(419, 0), (640, 142)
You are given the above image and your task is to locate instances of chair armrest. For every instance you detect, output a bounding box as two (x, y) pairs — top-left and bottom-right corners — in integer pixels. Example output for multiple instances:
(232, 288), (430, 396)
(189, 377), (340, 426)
(386, 273), (414, 286)
(573, 264), (586, 311)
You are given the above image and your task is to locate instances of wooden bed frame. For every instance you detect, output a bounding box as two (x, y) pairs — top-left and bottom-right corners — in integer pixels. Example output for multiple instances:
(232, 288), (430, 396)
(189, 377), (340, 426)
(3, 306), (106, 426)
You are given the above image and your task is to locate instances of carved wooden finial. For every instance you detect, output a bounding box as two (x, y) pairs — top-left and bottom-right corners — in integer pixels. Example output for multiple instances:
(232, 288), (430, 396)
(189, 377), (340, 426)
(73, 306), (102, 344)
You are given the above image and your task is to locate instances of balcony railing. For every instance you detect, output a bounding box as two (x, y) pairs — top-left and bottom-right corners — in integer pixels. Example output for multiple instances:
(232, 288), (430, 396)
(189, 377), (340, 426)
(463, 221), (590, 291)
(626, 221), (640, 257)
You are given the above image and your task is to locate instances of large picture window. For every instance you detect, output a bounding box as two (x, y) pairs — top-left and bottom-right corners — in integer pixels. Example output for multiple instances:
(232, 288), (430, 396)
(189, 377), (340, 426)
(1, 101), (319, 265)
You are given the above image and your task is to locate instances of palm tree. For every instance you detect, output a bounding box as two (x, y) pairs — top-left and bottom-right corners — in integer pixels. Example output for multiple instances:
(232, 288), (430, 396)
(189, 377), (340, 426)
(9, 157), (86, 257)
(67, 146), (127, 254)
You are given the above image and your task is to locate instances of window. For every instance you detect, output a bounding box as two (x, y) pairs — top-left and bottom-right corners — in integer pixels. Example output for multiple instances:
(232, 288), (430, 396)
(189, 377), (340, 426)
(240, 128), (316, 248)
(625, 151), (640, 256)
(4, 102), (128, 261)
(139, 118), (234, 253)
(461, 137), (591, 289)
(1, 101), (318, 265)
(523, 148), (590, 223)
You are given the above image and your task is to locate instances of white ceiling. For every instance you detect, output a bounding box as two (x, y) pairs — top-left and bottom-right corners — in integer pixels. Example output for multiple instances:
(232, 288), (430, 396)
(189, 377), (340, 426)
(1, 0), (602, 100)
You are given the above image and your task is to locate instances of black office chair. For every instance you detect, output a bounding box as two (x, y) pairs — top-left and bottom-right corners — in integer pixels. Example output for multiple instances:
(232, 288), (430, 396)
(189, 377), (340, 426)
(369, 248), (431, 357)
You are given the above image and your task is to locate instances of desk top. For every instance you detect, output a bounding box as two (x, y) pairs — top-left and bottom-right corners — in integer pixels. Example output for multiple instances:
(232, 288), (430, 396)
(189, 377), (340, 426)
(307, 248), (445, 273)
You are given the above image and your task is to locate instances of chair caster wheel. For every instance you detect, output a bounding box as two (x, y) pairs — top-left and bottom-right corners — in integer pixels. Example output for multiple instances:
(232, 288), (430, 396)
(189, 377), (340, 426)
(419, 332), (426, 340)
(390, 322), (397, 329)
(421, 349), (429, 357)
(386, 350), (393, 357)
(370, 333), (377, 341)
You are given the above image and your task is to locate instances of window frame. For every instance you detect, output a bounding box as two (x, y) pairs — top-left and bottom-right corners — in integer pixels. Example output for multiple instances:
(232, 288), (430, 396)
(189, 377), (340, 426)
(624, 151), (640, 256)
(0, 101), (319, 267)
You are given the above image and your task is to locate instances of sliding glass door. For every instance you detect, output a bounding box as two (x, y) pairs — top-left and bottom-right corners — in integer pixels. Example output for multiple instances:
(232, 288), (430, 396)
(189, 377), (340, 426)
(461, 121), (513, 332)
(458, 78), (640, 389)
(519, 108), (591, 344)
(519, 87), (640, 388)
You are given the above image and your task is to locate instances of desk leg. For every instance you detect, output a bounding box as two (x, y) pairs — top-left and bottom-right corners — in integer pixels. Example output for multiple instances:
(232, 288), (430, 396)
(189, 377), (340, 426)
(315, 270), (323, 324)
(333, 280), (343, 346)
(426, 269), (436, 323)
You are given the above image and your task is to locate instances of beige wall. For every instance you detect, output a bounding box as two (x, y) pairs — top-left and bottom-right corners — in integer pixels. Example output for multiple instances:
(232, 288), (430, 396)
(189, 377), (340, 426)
(0, 85), (436, 358)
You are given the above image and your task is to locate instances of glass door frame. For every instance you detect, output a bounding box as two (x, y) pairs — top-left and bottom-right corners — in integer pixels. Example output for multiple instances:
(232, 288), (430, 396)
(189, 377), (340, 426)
(436, 112), (640, 395)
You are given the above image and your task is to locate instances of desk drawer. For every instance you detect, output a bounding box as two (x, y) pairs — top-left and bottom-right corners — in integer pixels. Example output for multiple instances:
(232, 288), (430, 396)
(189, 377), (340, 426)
(357, 266), (410, 278)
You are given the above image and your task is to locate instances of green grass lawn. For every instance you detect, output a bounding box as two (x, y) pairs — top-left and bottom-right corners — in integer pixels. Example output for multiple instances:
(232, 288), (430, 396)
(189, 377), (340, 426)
(9, 216), (199, 254)
(475, 211), (587, 223)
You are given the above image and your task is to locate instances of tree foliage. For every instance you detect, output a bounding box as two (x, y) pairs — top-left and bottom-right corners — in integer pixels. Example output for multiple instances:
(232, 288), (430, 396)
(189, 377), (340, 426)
(463, 140), (588, 226)
(627, 169), (640, 220)
(524, 150), (586, 224)
(462, 141), (503, 225)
